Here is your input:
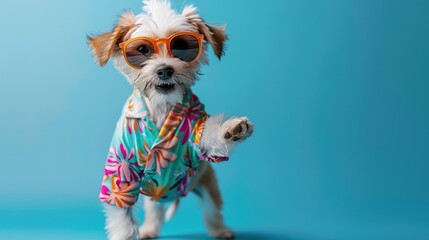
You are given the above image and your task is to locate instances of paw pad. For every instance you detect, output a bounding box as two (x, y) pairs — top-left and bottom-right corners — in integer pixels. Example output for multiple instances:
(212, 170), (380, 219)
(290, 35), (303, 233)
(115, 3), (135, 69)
(224, 118), (254, 142)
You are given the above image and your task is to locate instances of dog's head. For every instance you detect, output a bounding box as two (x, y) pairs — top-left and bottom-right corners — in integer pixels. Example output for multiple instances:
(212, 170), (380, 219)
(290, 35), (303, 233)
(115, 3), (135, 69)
(88, 0), (227, 106)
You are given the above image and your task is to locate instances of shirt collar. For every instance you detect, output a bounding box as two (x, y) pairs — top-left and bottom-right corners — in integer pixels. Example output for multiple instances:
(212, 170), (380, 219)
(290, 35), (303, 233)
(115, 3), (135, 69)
(125, 89), (149, 119)
(125, 89), (192, 119)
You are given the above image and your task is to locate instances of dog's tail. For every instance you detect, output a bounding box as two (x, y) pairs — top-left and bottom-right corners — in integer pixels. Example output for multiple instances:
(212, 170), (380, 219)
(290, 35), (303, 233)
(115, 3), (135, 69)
(165, 198), (180, 222)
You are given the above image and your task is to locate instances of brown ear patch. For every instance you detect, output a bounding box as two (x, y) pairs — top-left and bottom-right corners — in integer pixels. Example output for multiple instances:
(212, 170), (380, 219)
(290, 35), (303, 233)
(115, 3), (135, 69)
(87, 11), (137, 66)
(194, 22), (228, 60)
(182, 6), (228, 60)
(206, 25), (228, 60)
(87, 32), (114, 67)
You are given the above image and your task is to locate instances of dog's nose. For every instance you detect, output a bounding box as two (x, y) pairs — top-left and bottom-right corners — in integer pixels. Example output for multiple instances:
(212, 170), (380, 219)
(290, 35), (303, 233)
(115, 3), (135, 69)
(156, 66), (174, 80)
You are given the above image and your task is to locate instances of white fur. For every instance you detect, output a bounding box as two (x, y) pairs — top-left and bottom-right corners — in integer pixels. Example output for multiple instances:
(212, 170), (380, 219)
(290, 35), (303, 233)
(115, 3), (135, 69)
(112, 1), (208, 110)
(200, 114), (235, 157)
(104, 204), (138, 240)
(99, 1), (253, 239)
(142, 94), (172, 129)
(164, 199), (179, 222)
(137, 0), (197, 38)
(139, 197), (165, 238)
(199, 187), (235, 238)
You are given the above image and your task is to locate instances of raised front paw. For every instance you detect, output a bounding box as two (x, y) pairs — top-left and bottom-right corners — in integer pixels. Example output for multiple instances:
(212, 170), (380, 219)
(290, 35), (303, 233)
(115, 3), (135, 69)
(223, 117), (254, 142)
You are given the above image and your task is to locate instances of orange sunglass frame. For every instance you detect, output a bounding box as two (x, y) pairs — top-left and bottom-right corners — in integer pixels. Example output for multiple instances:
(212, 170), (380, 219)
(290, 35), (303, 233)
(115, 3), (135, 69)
(119, 32), (205, 70)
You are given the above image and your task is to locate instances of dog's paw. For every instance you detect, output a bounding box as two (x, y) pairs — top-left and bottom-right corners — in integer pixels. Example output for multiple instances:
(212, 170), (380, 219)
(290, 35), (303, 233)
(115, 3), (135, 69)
(139, 225), (159, 239)
(223, 117), (254, 142)
(139, 231), (159, 239)
(210, 226), (235, 239)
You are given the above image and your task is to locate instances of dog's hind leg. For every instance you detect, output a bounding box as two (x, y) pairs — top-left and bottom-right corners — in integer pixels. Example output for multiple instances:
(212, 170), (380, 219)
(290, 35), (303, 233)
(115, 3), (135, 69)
(140, 196), (165, 239)
(104, 204), (138, 240)
(195, 165), (235, 239)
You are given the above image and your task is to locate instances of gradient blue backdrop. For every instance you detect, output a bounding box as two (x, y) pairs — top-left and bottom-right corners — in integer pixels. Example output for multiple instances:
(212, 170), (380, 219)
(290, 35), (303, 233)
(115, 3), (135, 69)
(1, 0), (428, 239)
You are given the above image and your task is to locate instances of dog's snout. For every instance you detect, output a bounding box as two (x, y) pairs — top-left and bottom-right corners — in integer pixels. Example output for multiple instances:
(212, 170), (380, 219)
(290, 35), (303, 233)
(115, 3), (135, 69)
(156, 66), (174, 80)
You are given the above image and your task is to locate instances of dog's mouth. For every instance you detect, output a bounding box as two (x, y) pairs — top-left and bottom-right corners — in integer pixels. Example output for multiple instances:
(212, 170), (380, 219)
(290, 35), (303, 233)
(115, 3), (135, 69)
(155, 82), (175, 94)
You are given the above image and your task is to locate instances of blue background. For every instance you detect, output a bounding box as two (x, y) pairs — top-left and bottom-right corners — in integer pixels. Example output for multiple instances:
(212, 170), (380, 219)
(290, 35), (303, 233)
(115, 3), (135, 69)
(0, 0), (428, 239)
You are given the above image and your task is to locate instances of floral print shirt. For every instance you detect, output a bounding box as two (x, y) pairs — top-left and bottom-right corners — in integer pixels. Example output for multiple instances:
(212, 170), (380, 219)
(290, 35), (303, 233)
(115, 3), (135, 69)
(99, 89), (228, 207)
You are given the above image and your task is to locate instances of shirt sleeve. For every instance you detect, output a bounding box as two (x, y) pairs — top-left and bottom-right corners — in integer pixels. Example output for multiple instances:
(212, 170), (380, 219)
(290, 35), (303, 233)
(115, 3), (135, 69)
(99, 116), (143, 208)
(189, 115), (229, 165)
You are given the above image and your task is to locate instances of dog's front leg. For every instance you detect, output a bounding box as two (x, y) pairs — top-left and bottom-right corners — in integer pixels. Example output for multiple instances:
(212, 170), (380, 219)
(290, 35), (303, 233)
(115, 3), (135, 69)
(104, 204), (139, 240)
(200, 114), (254, 158)
(139, 196), (165, 239)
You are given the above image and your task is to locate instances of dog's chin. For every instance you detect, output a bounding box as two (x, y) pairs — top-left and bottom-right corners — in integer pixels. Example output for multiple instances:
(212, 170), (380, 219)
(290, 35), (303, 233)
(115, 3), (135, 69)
(147, 82), (185, 107)
(155, 82), (175, 94)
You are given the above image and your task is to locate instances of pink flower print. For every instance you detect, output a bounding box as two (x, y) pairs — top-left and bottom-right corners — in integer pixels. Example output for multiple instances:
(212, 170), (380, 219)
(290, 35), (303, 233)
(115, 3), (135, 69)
(99, 177), (139, 208)
(179, 96), (205, 144)
(138, 141), (152, 166)
(122, 118), (152, 135)
(140, 182), (170, 202)
(158, 106), (184, 137)
(105, 144), (140, 182)
(126, 119), (140, 134)
(146, 133), (179, 174)
(126, 92), (147, 118)
(139, 119), (153, 135)
(177, 168), (195, 196)
(178, 112), (193, 145)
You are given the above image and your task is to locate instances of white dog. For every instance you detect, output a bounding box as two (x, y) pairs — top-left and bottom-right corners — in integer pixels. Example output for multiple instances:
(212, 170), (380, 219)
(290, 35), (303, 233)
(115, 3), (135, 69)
(89, 1), (253, 239)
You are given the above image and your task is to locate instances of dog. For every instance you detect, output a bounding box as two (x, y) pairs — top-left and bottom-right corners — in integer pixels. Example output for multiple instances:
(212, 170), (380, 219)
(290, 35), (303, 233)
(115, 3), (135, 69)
(88, 1), (253, 239)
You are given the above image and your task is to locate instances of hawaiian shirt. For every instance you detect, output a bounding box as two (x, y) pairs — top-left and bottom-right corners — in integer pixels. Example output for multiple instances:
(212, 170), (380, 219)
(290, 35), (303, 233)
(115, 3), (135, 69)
(99, 89), (228, 208)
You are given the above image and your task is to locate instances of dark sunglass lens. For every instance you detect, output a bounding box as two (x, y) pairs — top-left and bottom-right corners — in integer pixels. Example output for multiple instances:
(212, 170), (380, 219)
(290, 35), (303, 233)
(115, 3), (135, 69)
(170, 35), (199, 62)
(125, 40), (154, 68)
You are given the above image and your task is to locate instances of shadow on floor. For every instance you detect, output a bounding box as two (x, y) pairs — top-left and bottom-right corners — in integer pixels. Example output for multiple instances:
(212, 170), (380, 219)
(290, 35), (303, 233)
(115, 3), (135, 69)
(161, 231), (298, 240)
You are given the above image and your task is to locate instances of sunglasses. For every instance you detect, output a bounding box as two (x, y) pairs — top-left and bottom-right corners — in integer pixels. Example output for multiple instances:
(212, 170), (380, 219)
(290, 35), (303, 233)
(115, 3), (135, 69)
(119, 32), (204, 69)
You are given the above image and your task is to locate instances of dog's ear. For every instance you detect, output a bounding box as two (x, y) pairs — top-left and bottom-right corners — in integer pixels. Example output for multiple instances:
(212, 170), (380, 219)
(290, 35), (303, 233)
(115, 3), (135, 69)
(182, 5), (228, 60)
(87, 11), (136, 66)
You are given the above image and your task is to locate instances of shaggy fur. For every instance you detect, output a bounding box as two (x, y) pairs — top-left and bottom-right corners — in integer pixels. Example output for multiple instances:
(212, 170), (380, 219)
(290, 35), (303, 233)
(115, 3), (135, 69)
(88, 1), (253, 239)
